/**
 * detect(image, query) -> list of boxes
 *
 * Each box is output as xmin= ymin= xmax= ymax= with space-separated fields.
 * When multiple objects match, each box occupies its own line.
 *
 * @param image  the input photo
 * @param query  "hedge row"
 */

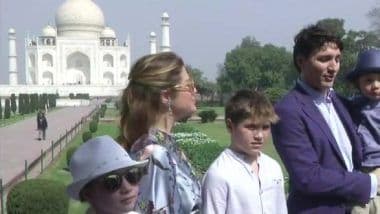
xmin=174 ymin=123 xmax=224 ymax=175
xmin=7 ymin=179 xmax=69 ymax=214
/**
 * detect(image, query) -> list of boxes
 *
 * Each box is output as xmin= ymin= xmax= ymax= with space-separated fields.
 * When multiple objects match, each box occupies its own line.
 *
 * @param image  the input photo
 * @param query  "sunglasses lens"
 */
xmin=102 ymin=174 xmax=122 ymax=191
xmin=124 ymin=168 xmax=144 ymax=185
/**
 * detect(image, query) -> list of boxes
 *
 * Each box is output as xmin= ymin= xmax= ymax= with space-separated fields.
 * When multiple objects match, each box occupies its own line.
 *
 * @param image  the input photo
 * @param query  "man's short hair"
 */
xmin=225 ymin=89 xmax=279 ymax=126
xmin=293 ymin=24 xmax=343 ymax=72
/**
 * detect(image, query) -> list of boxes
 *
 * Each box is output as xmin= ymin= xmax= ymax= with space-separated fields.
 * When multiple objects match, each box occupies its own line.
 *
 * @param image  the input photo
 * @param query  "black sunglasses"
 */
xmin=101 ymin=167 xmax=146 ymax=192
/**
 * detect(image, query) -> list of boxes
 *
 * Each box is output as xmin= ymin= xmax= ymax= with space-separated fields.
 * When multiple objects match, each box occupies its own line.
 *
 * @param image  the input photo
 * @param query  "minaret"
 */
xmin=160 ymin=12 xmax=171 ymax=52
xmin=149 ymin=32 xmax=157 ymax=54
xmin=8 ymin=28 xmax=18 ymax=85
xmin=126 ymin=34 xmax=131 ymax=74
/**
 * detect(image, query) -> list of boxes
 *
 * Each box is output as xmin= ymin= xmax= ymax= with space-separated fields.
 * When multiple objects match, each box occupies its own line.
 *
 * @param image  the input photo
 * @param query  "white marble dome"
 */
xmin=42 ymin=25 xmax=57 ymax=37
xmin=55 ymin=0 xmax=105 ymax=38
xmin=100 ymin=27 xmax=116 ymax=38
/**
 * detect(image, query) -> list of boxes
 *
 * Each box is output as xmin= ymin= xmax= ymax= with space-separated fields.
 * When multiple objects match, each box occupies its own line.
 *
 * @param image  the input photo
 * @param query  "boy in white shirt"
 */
xmin=201 ymin=89 xmax=287 ymax=214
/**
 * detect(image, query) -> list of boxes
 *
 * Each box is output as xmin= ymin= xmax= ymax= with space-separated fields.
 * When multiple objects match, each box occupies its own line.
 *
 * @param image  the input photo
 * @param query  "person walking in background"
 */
xmin=67 ymin=135 xmax=148 ymax=214
xmin=201 ymin=89 xmax=287 ymax=214
xmin=272 ymin=24 xmax=380 ymax=213
xmin=344 ymin=49 xmax=380 ymax=214
xmin=36 ymin=110 xmax=48 ymax=140
xmin=119 ymin=52 xmax=201 ymax=213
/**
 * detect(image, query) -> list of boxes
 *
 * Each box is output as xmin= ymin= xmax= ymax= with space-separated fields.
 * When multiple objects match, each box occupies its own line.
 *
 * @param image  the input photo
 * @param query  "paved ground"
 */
xmin=0 ymin=103 xmax=98 ymax=188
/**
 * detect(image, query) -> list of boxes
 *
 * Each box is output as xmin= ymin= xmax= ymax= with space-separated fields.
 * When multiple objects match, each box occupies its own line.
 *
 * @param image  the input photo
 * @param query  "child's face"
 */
xmin=358 ymin=73 xmax=380 ymax=101
xmin=229 ymin=117 xmax=271 ymax=160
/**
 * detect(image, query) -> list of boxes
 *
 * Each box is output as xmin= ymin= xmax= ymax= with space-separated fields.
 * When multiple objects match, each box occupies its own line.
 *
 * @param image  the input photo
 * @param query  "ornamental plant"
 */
xmin=6 ymin=179 xmax=69 ymax=214
xmin=198 ymin=110 xmax=217 ymax=123
xmin=174 ymin=129 xmax=223 ymax=175
xmin=82 ymin=131 xmax=92 ymax=143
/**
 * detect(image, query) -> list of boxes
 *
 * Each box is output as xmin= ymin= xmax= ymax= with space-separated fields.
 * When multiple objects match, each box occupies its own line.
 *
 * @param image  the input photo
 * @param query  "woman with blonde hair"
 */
xmin=120 ymin=52 xmax=201 ymax=213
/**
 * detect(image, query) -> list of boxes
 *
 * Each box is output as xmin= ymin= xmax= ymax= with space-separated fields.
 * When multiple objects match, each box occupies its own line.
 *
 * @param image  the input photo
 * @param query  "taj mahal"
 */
xmin=0 ymin=0 xmax=171 ymax=97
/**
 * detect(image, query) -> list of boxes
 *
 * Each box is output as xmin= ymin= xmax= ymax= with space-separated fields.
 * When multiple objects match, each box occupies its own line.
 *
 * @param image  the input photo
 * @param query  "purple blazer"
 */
xmin=272 ymin=84 xmax=371 ymax=214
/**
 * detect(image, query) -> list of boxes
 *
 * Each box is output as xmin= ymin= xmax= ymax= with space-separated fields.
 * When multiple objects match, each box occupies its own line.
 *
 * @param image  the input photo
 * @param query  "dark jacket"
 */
xmin=272 ymin=84 xmax=370 ymax=213
xmin=37 ymin=114 xmax=48 ymax=130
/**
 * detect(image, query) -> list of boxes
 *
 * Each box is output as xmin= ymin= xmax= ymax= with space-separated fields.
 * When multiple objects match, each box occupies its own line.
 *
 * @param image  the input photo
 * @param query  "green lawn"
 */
xmin=104 ymin=108 xmax=120 ymax=118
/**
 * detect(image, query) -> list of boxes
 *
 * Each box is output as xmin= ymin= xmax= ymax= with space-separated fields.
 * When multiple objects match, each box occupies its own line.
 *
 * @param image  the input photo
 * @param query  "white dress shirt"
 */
xmin=201 ymin=148 xmax=287 ymax=214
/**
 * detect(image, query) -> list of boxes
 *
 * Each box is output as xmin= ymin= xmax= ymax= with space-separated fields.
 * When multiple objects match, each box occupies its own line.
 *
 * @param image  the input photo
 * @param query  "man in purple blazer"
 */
xmin=272 ymin=24 xmax=380 ymax=213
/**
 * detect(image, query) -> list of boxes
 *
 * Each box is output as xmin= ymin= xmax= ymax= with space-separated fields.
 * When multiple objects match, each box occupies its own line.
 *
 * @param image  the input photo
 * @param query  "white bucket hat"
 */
xmin=67 ymin=135 xmax=148 ymax=200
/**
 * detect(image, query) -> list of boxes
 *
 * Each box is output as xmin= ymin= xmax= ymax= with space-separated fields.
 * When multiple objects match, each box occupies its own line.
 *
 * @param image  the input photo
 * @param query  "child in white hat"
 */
xmin=67 ymin=135 xmax=148 ymax=214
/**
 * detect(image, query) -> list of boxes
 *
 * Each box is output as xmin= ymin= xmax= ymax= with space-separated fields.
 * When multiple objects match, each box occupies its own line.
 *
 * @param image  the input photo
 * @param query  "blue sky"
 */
xmin=0 ymin=0 xmax=377 ymax=84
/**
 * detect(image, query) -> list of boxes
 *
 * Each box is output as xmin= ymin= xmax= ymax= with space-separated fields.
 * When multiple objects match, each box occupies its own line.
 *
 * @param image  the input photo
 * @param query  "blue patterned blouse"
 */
xmin=130 ymin=128 xmax=201 ymax=214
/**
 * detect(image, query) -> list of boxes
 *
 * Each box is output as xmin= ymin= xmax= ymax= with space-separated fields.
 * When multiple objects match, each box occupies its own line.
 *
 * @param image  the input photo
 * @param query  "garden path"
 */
xmin=0 ymin=102 xmax=99 ymax=189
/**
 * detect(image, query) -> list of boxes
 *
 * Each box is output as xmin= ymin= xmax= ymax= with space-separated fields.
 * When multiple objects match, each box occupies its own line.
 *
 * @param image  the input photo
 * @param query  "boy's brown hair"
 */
xmin=225 ymin=89 xmax=279 ymax=126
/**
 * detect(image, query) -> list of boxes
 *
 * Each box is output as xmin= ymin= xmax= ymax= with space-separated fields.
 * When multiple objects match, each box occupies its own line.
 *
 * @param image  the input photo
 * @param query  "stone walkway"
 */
xmin=0 ymin=104 xmax=98 ymax=189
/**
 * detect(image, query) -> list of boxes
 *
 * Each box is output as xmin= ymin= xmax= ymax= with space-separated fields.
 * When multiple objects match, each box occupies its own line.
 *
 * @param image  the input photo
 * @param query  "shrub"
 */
xmin=6 ymin=179 xmax=69 ymax=214
xmin=10 ymin=93 xmax=16 ymax=114
xmin=180 ymin=142 xmax=223 ymax=174
xmin=173 ymin=123 xmax=199 ymax=133
xmin=66 ymin=146 xmax=79 ymax=167
xmin=82 ymin=131 xmax=92 ymax=143
xmin=198 ymin=110 xmax=217 ymax=123
xmin=89 ymin=120 xmax=98 ymax=133
xmin=100 ymin=104 xmax=107 ymax=118
xmin=92 ymin=112 xmax=100 ymax=122
xmin=69 ymin=93 xmax=75 ymax=99
xmin=4 ymin=99 xmax=11 ymax=119
xmin=175 ymin=131 xmax=223 ymax=175
xmin=75 ymin=93 xmax=90 ymax=99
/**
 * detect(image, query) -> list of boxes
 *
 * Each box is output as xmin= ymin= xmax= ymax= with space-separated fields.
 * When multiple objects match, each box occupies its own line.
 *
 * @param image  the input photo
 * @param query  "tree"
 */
xmin=4 ymin=99 xmax=11 ymax=119
xmin=217 ymin=36 xmax=293 ymax=94
xmin=316 ymin=18 xmax=346 ymax=38
xmin=10 ymin=94 xmax=17 ymax=115
xmin=186 ymin=65 xmax=217 ymax=103
xmin=368 ymin=6 xmax=380 ymax=35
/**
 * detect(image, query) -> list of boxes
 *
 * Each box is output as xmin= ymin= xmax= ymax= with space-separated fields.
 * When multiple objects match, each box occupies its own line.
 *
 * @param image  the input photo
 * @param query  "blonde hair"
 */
xmin=120 ymin=52 xmax=184 ymax=150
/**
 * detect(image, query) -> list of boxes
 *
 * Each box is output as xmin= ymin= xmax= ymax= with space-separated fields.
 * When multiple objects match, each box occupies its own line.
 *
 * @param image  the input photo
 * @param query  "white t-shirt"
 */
xmin=201 ymin=148 xmax=287 ymax=214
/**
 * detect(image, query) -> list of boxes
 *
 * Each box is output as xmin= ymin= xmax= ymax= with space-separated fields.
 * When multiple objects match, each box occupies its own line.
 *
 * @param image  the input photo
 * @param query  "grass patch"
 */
xmin=104 ymin=108 xmax=120 ymax=118
xmin=187 ymin=121 xmax=229 ymax=147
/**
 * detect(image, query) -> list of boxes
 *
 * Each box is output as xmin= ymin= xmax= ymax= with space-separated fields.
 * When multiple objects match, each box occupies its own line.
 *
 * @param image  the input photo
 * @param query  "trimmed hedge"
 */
xmin=82 ymin=131 xmax=92 ymax=143
xmin=7 ymin=179 xmax=69 ymax=214
xmin=173 ymin=123 xmax=199 ymax=133
xmin=198 ymin=110 xmax=217 ymax=123
xmin=89 ymin=120 xmax=98 ymax=133
xmin=100 ymin=104 xmax=107 ymax=118
xmin=179 ymin=142 xmax=223 ymax=174
xmin=66 ymin=146 xmax=79 ymax=167
xmin=174 ymin=128 xmax=224 ymax=175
